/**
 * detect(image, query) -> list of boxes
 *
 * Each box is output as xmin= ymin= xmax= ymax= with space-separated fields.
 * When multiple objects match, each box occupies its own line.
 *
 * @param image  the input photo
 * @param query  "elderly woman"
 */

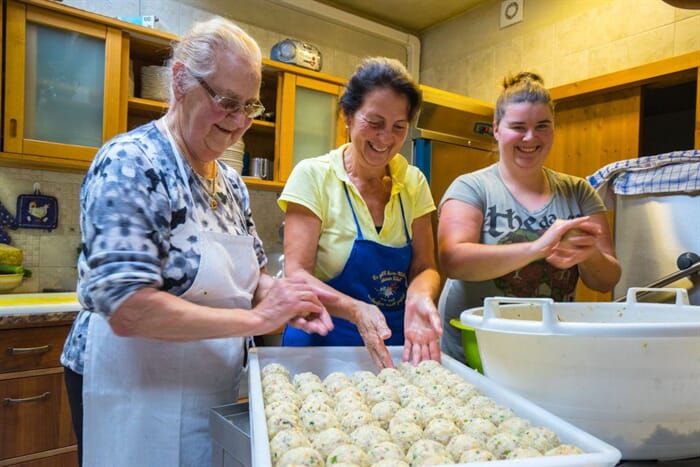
xmin=438 ymin=72 xmax=621 ymax=364
xmin=60 ymin=18 xmax=333 ymax=466
xmin=279 ymin=57 xmax=443 ymax=368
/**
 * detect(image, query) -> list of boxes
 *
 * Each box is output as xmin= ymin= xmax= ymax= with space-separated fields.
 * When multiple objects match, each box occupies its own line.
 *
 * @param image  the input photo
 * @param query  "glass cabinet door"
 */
xmin=3 ymin=2 xmax=121 ymax=163
xmin=278 ymin=73 xmax=347 ymax=182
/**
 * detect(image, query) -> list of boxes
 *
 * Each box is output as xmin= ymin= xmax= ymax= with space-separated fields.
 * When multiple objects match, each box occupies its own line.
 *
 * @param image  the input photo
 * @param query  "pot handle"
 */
xmin=625 ymin=287 xmax=689 ymax=305
xmin=482 ymin=296 xmax=558 ymax=331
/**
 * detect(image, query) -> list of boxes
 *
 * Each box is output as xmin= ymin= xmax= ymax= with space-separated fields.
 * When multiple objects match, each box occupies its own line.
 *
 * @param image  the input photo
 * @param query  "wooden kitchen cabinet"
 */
xmin=2 ymin=0 xmax=122 ymax=169
xmin=0 ymin=322 xmax=77 ymax=466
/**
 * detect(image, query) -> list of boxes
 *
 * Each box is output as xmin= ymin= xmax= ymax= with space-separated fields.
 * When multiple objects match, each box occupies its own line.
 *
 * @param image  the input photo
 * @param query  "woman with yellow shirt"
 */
xmin=278 ymin=57 xmax=442 ymax=368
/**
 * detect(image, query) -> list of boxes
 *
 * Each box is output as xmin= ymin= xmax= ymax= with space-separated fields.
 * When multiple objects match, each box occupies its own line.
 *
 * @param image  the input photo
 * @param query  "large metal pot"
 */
xmin=462 ymin=288 xmax=700 ymax=460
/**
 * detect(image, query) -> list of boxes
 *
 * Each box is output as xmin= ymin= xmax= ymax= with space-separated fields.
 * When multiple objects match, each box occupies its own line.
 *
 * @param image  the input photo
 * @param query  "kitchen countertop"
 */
xmin=0 ymin=292 xmax=80 ymax=328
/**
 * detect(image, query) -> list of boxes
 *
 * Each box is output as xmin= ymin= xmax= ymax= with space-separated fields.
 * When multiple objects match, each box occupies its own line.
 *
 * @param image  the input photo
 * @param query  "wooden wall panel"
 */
xmin=549 ymin=87 xmax=641 ymax=302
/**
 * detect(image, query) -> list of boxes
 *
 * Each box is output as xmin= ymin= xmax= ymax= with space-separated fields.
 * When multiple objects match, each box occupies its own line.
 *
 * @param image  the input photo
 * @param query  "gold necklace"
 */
xmin=203 ymin=162 xmax=218 ymax=209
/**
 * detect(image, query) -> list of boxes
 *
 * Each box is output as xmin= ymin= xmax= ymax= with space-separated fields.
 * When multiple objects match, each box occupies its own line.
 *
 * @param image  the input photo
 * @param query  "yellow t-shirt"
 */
xmin=278 ymin=144 xmax=436 ymax=282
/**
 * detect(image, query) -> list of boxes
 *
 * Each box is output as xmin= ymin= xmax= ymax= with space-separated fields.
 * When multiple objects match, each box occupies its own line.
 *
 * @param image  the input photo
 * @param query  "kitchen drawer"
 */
xmin=0 ymin=325 xmax=71 ymax=374
xmin=0 ymin=371 xmax=76 ymax=459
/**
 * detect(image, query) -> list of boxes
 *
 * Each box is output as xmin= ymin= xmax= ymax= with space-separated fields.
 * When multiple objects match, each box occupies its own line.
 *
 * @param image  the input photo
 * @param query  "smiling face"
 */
xmin=176 ymin=49 xmax=261 ymax=164
xmin=344 ymin=87 xmax=410 ymax=172
xmin=494 ymin=101 xmax=554 ymax=173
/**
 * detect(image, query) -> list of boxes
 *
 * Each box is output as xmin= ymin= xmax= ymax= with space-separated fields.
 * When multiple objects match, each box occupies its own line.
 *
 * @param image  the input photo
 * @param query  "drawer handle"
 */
xmin=3 ymin=391 xmax=51 ymax=406
xmin=6 ymin=344 xmax=52 ymax=356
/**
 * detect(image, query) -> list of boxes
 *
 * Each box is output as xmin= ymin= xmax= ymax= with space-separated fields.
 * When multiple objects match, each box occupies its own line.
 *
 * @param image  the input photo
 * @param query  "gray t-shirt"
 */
xmin=438 ymin=163 xmax=606 ymax=364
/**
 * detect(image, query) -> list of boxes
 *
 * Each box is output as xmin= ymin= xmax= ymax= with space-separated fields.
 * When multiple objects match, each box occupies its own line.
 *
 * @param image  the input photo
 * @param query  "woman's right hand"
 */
xmin=354 ymin=303 xmax=394 ymax=369
xmin=254 ymin=276 xmax=334 ymax=336
xmin=536 ymin=217 xmax=601 ymax=269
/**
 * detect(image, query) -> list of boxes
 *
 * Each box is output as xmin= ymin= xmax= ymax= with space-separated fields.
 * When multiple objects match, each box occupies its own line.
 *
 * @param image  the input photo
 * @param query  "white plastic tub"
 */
xmin=461 ymin=288 xmax=700 ymax=460
xmin=248 ymin=346 xmax=621 ymax=467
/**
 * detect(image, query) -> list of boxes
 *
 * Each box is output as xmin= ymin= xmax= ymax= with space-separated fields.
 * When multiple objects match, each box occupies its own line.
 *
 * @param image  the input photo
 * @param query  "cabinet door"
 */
xmin=277 ymin=73 xmax=347 ymax=182
xmin=3 ymin=1 xmax=121 ymax=163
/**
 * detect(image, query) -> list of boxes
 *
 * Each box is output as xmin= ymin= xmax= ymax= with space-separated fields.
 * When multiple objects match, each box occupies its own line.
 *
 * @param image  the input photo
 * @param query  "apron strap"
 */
xmin=342 ymin=183 xmax=365 ymax=241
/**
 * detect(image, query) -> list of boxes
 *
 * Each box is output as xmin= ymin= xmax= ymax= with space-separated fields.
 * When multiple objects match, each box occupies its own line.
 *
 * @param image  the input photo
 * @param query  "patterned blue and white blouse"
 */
xmin=60 ymin=121 xmax=267 ymax=374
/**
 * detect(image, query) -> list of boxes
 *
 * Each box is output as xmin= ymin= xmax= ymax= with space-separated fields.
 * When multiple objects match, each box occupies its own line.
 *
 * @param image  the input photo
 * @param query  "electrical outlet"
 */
xmin=500 ymin=0 xmax=523 ymax=28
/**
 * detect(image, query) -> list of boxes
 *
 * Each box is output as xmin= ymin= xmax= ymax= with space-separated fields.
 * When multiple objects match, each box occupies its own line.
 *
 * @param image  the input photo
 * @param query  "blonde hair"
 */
xmin=168 ymin=17 xmax=261 ymax=105
xmin=494 ymin=72 xmax=554 ymax=125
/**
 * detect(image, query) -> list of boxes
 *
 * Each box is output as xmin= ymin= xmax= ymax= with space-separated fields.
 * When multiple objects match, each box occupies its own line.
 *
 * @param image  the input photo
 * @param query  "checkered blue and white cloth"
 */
xmin=587 ymin=149 xmax=700 ymax=209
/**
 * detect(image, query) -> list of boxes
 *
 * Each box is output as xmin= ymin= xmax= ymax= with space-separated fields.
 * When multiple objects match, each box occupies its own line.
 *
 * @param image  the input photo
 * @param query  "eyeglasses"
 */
xmin=192 ymin=73 xmax=265 ymax=119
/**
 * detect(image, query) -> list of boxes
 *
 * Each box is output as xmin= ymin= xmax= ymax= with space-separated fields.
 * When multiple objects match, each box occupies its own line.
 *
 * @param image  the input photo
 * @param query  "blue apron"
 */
xmin=283 ymin=183 xmax=412 ymax=346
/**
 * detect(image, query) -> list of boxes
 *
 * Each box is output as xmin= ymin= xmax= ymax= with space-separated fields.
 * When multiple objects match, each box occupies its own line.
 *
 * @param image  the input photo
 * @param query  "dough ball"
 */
xmin=367 ymin=441 xmax=406 ymax=463
xmin=507 ymin=447 xmax=543 ymax=459
xmin=423 ymin=418 xmax=460 ymax=445
xmin=355 ymin=376 xmax=382 ymax=397
xmin=300 ymin=409 xmax=340 ymax=433
xmin=435 ymin=396 xmax=463 ymax=414
xmin=350 ymin=425 xmax=391 ymax=451
xmin=335 ymin=397 xmax=370 ymax=418
xmin=377 ymin=367 xmax=402 ymax=383
xmin=416 ymin=359 xmax=442 ymax=372
xmin=326 ymin=443 xmax=370 ymax=466
xmin=390 ymin=407 xmax=423 ymax=429
xmin=450 ymin=381 xmax=481 ymax=402
xmin=265 ymin=400 xmax=298 ymax=420
xmin=458 ymin=448 xmax=497 ymax=462
xmin=371 ymin=400 xmax=401 ymax=430
xmin=521 ymin=426 xmax=560 ymax=453
xmin=276 ymin=446 xmax=325 ymax=467
xmin=303 ymin=390 xmax=335 ymax=409
xmin=486 ymin=432 xmax=522 ymax=459
xmin=365 ymin=384 xmax=400 ymax=406
xmin=293 ymin=371 xmax=323 ymax=390
xmin=484 ymin=405 xmax=517 ymax=426
xmin=323 ymin=371 xmax=351 ymax=394
xmin=263 ymin=379 xmax=295 ymax=398
xmin=335 ymin=387 xmax=365 ymax=405
xmin=465 ymin=395 xmax=498 ymax=418
xmin=261 ymin=362 xmax=290 ymax=379
xmin=267 ymin=411 xmax=301 ymax=439
xmin=451 ymin=405 xmax=479 ymax=427
xmin=340 ymin=410 xmax=375 ymax=434
xmin=460 ymin=417 xmax=498 ymax=442
xmin=446 ymin=433 xmax=483 ymax=461
xmin=422 ymin=404 xmax=455 ymax=423
xmin=351 ymin=370 xmax=378 ymax=385
xmin=296 ymin=380 xmax=327 ymax=400
xmin=388 ymin=421 xmax=423 ymax=453
xmin=396 ymin=361 xmax=417 ymax=378
xmin=269 ymin=429 xmax=310 ymax=464
xmin=421 ymin=382 xmax=451 ymax=403
xmin=403 ymin=395 xmax=433 ymax=413
xmin=311 ymin=427 xmax=351 ymax=458
xmin=407 ymin=452 xmax=453 ymax=466
xmin=265 ymin=388 xmax=301 ymax=407
xmin=262 ymin=371 xmax=291 ymax=390
xmin=499 ymin=416 xmax=532 ymax=435
xmin=546 ymin=444 xmax=585 ymax=455
xmin=395 ymin=385 xmax=425 ymax=407
xmin=405 ymin=438 xmax=445 ymax=461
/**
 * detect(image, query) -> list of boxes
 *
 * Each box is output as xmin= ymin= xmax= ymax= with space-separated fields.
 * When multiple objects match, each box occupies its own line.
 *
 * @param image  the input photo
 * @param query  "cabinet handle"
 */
xmin=3 ymin=391 xmax=51 ymax=406
xmin=9 ymin=118 xmax=17 ymax=138
xmin=6 ymin=344 xmax=52 ymax=356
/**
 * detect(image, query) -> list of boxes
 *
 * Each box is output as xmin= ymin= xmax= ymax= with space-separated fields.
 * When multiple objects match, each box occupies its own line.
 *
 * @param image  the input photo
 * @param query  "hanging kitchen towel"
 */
xmin=0 ymin=200 xmax=18 ymax=244
xmin=15 ymin=183 xmax=59 ymax=232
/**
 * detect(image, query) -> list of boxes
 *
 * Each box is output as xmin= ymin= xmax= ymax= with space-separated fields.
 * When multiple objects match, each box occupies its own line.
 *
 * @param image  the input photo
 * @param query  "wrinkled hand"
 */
xmin=403 ymin=294 xmax=442 ymax=365
xmin=355 ymin=303 xmax=394 ymax=369
xmin=255 ymin=276 xmax=334 ymax=335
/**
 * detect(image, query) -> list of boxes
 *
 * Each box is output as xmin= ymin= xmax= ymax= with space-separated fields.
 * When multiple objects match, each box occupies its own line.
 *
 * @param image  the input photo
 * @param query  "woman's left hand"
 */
xmin=403 ymin=294 xmax=442 ymax=365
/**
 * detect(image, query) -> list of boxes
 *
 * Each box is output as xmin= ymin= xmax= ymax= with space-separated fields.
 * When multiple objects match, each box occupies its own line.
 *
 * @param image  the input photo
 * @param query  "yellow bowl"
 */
xmin=0 ymin=273 xmax=24 ymax=293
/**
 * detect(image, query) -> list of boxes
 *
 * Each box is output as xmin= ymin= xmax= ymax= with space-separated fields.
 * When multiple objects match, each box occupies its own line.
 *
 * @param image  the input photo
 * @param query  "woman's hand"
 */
xmin=254 ymin=275 xmax=334 ymax=336
xmin=354 ymin=303 xmax=394 ymax=369
xmin=540 ymin=218 xmax=602 ymax=269
xmin=403 ymin=294 xmax=442 ymax=365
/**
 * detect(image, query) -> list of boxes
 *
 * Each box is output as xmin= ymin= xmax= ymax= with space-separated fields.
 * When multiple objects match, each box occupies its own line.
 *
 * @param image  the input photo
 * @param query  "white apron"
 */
xmin=83 ymin=122 xmax=259 ymax=467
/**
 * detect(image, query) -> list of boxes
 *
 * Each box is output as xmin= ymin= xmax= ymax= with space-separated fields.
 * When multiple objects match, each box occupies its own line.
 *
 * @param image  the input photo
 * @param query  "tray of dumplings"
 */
xmin=246 ymin=346 xmax=621 ymax=466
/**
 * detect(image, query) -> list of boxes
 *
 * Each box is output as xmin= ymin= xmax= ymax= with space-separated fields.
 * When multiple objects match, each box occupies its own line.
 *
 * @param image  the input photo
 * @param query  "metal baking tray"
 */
xmin=210 ymin=402 xmax=251 ymax=467
xmin=247 ymin=346 xmax=621 ymax=467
